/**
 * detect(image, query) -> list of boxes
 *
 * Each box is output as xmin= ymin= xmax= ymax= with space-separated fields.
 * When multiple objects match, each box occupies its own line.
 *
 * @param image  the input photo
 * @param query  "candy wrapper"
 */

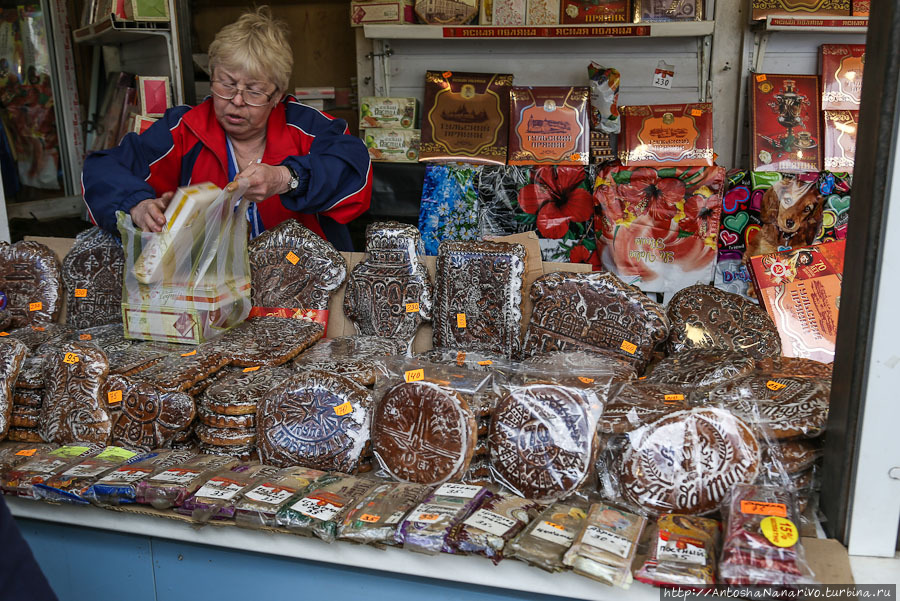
xmin=339 ymin=482 xmax=431 ymax=545
xmin=446 ymin=491 xmax=543 ymax=563
xmin=418 ymin=163 xmax=482 ymax=256
xmin=83 ymin=449 xmax=197 ymax=506
xmin=719 ymin=484 xmax=817 ymax=585
xmin=137 ymin=454 xmax=238 ymax=509
xmin=395 ymin=482 xmax=492 ymax=555
xmin=179 ymin=464 xmax=280 ymax=523
xmin=507 ymin=501 xmax=588 ymax=572
xmin=2 ymin=444 xmax=104 ymax=498
xmin=234 ymin=467 xmax=326 ymax=529
xmin=634 ymin=514 xmax=721 ymax=591
xmin=275 ymin=474 xmax=376 ymax=543
xmin=563 ymin=502 xmax=647 ymax=588
xmin=587 ymin=63 xmax=620 ymax=134
xmin=33 ymin=446 xmax=141 ymax=504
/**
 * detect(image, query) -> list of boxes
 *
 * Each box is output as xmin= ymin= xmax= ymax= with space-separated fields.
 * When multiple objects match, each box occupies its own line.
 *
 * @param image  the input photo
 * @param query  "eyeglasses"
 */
xmin=211 ymin=80 xmax=276 ymax=107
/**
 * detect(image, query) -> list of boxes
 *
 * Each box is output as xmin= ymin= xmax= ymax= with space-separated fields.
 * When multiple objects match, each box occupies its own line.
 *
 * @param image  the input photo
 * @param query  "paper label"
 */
xmin=531 ymin=521 xmax=575 ymax=545
xmin=291 ymin=495 xmax=342 ymax=521
xmin=62 ymin=462 xmax=108 ymax=478
xmin=406 ymin=302 xmax=420 ymax=313
xmin=79 ymin=334 xmax=92 ymax=340
xmin=32 ymin=326 xmax=45 ymax=331
xmin=74 ymin=288 xmax=88 ymax=298
xmin=652 ymin=68 xmax=674 ymax=89
xmin=96 ymin=447 xmax=137 ymax=462
xmin=408 ymin=503 xmax=457 ymax=524
xmin=740 ymin=500 xmax=788 ymax=517
xmin=243 ymin=366 xmax=260 ymax=373
xmin=151 ymin=468 xmax=200 ymax=484
xmin=108 ymin=390 xmax=123 ymax=404
xmin=0 ymin=332 xmax=8 ymax=336
xmin=583 ymin=525 xmax=633 ymax=558
xmin=101 ymin=467 xmax=152 ymax=483
xmin=29 ymin=302 xmax=42 ymax=311
xmin=195 ymin=477 xmax=244 ymax=501
xmin=244 ymin=483 xmax=294 ymax=505
xmin=435 ymin=482 xmax=481 ymax=498
xmin=761 ymin=516 xmax=799 ymax=548
xmin=333 ymin=401 xmax=353 ymax=416
xmin=578 ymin=377 xmax=594 ymax=384
xmin=50 ymin=446 xmax=90 ymax=458
xmin=15 ymin=449 xmax=37 ymax=457
xmin=442 ymin=70 xmax=453 ymax=78
xmin=456 ymin=351 xmax=466 ymax=365
xmin=385 ymin=510 xmax=406 ymax=525
xmin=657 ymin=536 xmax=707 ymax=565
xmin=756 ymin=74 xmax=767 ymax=82
xmin=404 ymin=369 xmax=424 ymax=383
xmin=456 ymin=313 xmax=467 ymax=328
xmin=620 ymin=340 xmax=638 ymax=354
xmin=25 ymin=458 xmax=67 ymax=473
xmin=286 ymin=251 xmax=300 ymax=265
xmin=63 ymin=353 xmax=79 ymax=365
xmin=766 ymin=380 xmax=787 ymax=391
xmin=464 ymin=509 xmax=518 ymax=536
xmin=691 ymin=109 xmax=703 ymax=117
xmin=664 ymin=394 xmax=685 ymax=401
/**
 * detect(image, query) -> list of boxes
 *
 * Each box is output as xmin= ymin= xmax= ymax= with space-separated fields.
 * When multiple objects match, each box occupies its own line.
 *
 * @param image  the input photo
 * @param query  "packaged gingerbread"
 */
xmin=0 ymin=442 xmax=54 ymax=478
xmin=275 ymin=474 xmax=377 ymax=543
xmin=507 ymin=501 xmax=589 ymax=572
xmin=563 ymin=502 xmax=647 ymax=588
xmin=83 ymin=449 xmax=198 ymax=506
xmin=137 ymin=453 xmax=238 ymax=509
xmin=634 ymin=514 xmax=721 ymax=590
xmin=446 ymin=491 xmax=544 ymax=563
xmin=235 ymin=466 xmax=326 ymax=529
xmin=2 ymin=444 xmax=104 ymax=497
xmin=338 ymin=481 xmax=431 ymax=545
xmin=33 ymin=446 xmax=141 ymax=504
xmin=179 ymin=464 xmax=280 ymax=523
xmin=395 ymin=482 xmax=492 ymax=555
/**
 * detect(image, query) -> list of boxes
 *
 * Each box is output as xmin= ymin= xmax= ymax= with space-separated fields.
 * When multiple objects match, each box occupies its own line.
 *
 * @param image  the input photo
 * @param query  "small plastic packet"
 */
xmin=587 ymin=63 xmax=621 ymax=134
xmin=137 ymin=453 xmax=239 ymax=509
xmin=507 ymin=501 xmax=589 ymax=572
xmin=634 ymin=514 xmax=721 ymax=591
xmin=82 ymin=449 xmax=198 ymax=506
xmin=235 ymin=467 xmax=326 ymax=530
xmin=719 ymin=483 xmax=817 ymax=586
xmin=2 ymin=444 xmax=104 ymax=498
xmin=178 ymin=463 xmax=281 ymax=523
xmin=395 ymin=482 xmax=492 ymax=555
xmin=563 ymin=502 xmax=647 ymax=588
xmin=33 ymin=446 xmax=142 ymax=504
xmin=445 ymin=491 xmax=543 ymax=564
xmin=275 ymin=474 xmax=377 ymax=543
xmin=0 ymin=442 xmax=54 ymax=477
xmin=338 ymin=481 xmax=431 ymax=545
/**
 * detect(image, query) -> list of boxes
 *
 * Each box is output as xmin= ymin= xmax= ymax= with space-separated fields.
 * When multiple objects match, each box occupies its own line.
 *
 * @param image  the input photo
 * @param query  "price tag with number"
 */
xmin=652 ymin=60 xmax=675 ymax=90
xmin=63 ymin=352 xmax=79 ymax=365
xmin=74 ymin=288 xmax=88 ymax=298
xmin=108 ymin=390 xmax=123 ymax=404
xmin=405 ymin=302 xmax=420 ymax=313
xmin=456 ymin=313 xmax=467 ymax=328
xmin=29 ymin=302 xmax=42 ymax=312
xmin=405 ymin=369 xmax=424 ymax=383
xmin=333 ymin=401 xmax=353 ymax=416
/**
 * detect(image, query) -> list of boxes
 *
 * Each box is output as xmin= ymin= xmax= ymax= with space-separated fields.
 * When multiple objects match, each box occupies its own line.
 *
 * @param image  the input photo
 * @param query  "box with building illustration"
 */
xmin=508 ymin=86 xmax=589 ymax=166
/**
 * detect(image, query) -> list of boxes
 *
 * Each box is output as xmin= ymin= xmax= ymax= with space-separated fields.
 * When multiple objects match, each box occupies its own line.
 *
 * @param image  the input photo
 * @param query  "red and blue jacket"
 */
xmin=81 ymin=95 xmax=372 ymax=251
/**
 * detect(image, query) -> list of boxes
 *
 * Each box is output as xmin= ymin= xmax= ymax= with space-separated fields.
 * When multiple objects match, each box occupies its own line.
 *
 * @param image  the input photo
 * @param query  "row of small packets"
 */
xmin=1 ymin=441 xmax=816 ymax=589
xmin=421 ymin=163 xmax=851 ymax=297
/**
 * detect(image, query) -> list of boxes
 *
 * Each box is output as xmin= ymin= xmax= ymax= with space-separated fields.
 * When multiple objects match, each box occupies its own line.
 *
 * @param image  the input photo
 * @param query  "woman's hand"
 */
xmin=130 ymin=192 xmax=174 ymax=232
xmin=234 ymin=163 xmax=290 ymax=202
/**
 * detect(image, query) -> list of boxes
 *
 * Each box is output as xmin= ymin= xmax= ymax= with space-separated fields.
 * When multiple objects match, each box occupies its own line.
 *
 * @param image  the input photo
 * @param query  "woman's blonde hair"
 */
xmin=208 ymin=6 xmax=292 ymax=95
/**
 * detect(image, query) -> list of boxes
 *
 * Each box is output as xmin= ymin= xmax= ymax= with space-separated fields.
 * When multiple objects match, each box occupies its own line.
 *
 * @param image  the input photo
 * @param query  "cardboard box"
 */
xmin=137 ymin=76 xmax=170 ymax=118
xmin=129 ymin=0 xmax=168 ymax=22
xmin=750 ymin=74 xmax=822 ymax=172
xmin=294 ymin=87 xmax=336 ymax=100
xmin=852 ymin=0 xmax=869 ymax=15
xmin=362 ymin=128 xmax=421 ymax=162
xmin=633 ymin=0 xmax=702 ymax=22
xmin=415 ymin=0 xmax=478 ymax=24
xmin=527 ymin=0 xmax=560 ymax=23
xmin=618 ymin=103 xmax=714 ymax=167
xmin=493 ymin=0 xmax=527 ymax=25
xmin=349 ymin=0 xmax=416 ymax=26
xmin=480 ymin=0 xmax=493 ymax=23
xmin=560 ymin=0 xmax=630 ymax=23
xmin=821 ymin=44 xmax=865 ymax=110
xmin=749 ymin=239 xmax=845 ymax=363
xmin=359 ymin=96 xmax=418 ymax=129
xmin=420 ymin=70 xmax=513 ymax=166
xmin=751 ymin=0 xmax=850 ymax=20
xmin=824 ymin=110 xmax=858 ymax=173
xmin=507 ymin=86 xmax=590 ymax=166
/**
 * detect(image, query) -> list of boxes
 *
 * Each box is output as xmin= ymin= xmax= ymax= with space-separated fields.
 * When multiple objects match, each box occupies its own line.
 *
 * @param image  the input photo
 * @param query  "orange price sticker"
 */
xmin=620 ymin=340 xmax=638 ymax=354
xmin=477 ymin=360 xmax=493 ymax=366
xmin=664 ymin=394 xmax=685 ymax=401
xmin=359 ymin=513 xmax=380 ymax=523
xmin=31 ymin=326 xmax=45 ymax=332
xmin=243 ymin=366 xmax=261 ymax=373
xmin=740 ymin=500 xmax=787 ymax=517
xmin=456 ymin=313 xmax=467 ymax=328
xmin=544 ymin=521 xmax=565 ymax=531
xmin=766 ymin=380 xmax=787 ymax=391
xmin=108 ymin=390 xmax=123 ymax=405
xmin=79 ymin=334 xmax=92 ymax=341
xmin=456 ymin=351 xmax=466 ymax=366
xmin=74 ymin=288 xmax=88 ymax=298
xmin=15 ymin=448 xmax=37 ymax=457
xmin=405 ymin=302 xmax=420 ymax=313
xmin=418 ymin=513 xmax=440 ymax=522
xmin=405 ymin=369 xmax=424 ymax=383
xmin=442 ymin=71 xmax=453 ymax=78
xmin=756 ymin=74 xmax=767 ymax=82
xmin=570 ymin=153 xmax=581 ymax=161
xmin=0 ymin=332 xmax=8 ymax=337
xmin=578 ymin=377 xmax=595 ymax=384
xmin=63 ymin=352 xmax=79 ymax=365
xmin=29 ymin=302 xmax=42 ymax=312
xmin=333 ymin=401 xmax=353 ymax=417
xmin=691 ymin=109 xmax=702 ymax=117
xmin=285 ymin=251 xmax=300 ymax=265
xmin=760 ymin=516 xmax=799 ymax=548
xmin=181 ymin=350 xmax=197 ymax=357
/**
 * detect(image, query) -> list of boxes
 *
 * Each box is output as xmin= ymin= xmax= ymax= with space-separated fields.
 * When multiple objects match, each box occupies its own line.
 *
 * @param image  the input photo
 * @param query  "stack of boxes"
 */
xmin=360 ymin=97 xmax=421 ymax=162
xmin=821 ymin=44 xmax=863 ymax=174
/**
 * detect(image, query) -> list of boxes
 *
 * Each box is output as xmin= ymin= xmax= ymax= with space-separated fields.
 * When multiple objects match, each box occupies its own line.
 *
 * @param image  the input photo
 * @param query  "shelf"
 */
xmin=755 ymin=15 xmax=868 ymax=34
xmin=363 ymin=21 xmax=715 ymax=40
xmin=73 ymin=14 xmax=170 ymax=45
xmin=8 ymin=496 xmax=657 ymax=601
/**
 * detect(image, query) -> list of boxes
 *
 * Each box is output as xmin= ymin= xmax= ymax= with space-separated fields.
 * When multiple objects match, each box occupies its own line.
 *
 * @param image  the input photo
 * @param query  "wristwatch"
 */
xmin=285 ymin=166 xmax=300 ymax=193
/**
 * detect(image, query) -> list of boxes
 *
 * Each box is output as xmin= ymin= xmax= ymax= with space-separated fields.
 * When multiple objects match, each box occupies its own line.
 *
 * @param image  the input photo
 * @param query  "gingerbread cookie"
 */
xmin=433 ymin=240 xmax=526 ymax=359
xmin=61 ymin=227 xmax=125 ymax=330
xmin=621 ymin=408 xmax=761 ymax=515
xmin=599 ymin=381 xmax=690 ymax=435
xmin=644 ymin=349 xmax=756 ymax=390
xmin=8 ymin=323 xmax=72 ymax=354
xmin=13 ymin=389 xmax=43 ymax=408
xmin=755 ymin=356 xmax=833 ymax=380
xmin=0 ymin=240 xmax=64 ymax=328
xmin=11 ymin=406 xmax=40 ymax=428
xmin=39 ymin=342 xmax=111 ymax=445
xmin=103 ymin=374 xmax=196 ymax=451
xmin=666 ymin=284 xmax=781 ymax=359
xmin=199 ymin=366 xmax=292 ymax=416
xmin=206 ymin=316 xmax=324 ymax=367
xmin=490 ymin=383 xmax=597 ymax=503
xmin=7 ymin=427 xmax=42 ymax=442
xmin=0 ymin=337 xmax=27 ymax=438
xmin=523 ymin=271 xmax=669 ymax=371
xmin=372 ymin=380 xmax=477 ymax=485
xmin=293 ymin=335 xmax=403 ymax=386
xmin=522 ymin=349 xmax=638 ymax=381
xmin=197 ymin=406 xmax=254 ymax=430
xmin=196 ymin=423 xmax=256 ymax=447
xmin=257 ymin=370 xmax=371 ymax=472
xmin=131 ymin=348 xmax=230 ymax=392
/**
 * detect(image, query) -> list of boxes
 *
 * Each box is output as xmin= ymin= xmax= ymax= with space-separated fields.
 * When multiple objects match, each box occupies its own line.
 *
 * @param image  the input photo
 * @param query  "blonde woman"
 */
xmin=82 ymin=6 xmax=371 ymax=250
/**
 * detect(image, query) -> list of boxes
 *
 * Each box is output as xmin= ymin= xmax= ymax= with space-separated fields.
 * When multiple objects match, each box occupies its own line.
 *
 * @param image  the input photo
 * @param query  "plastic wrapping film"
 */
xmin=719 ymin=484 xmax=817 ymax=586
xmin=1 ymin=444 xmax=104 ymax=497
xmin=507 ymin=501 xmax=589 ymax=572
xmin=293 ymin=336 xmax=404 ymax=387
xmin=587 ymin=63 xmax=621 ymax=134
xmin=754 ymin=356 xmax=834 ymax=381
xmin=116 ymin=181 xmax=251 ymax=344
xmin=598 ymin=381 xmax=691 ymax=436
xmin=203 ymin=316 xmax=324 ymax=367
xmin=0 ymin=337 xmax=27 ymax=439
xmin=0 ymin=240 xmax=64 ymax=328
xmin=338 ymin=481 xmax=432 ymax=545
xmin=489 ymin=382 xmax=602 ymax=504
xmin=446 ymin=491 xmax=544 ymax=563
xmin=82 ymin=449 xmax=197 ymax=506
xmin=634 ymin=514 xmax=721 ymax=591
xmin=563 ymin=502 xmax=647 ymax=588
xmin=395 ymin=482 xmax=492 ymax=555
xmin=275 ymin=474 xmax=376 ymax=543
xmin=198 ymin=365 xmax=291 ymax=417
xmin=8 ymin=323 xmax=72 ymax=355
xmin=415 ymin=349 xmax=514 ymax=377
xmin=0 ymin=441 xmax=54 ymax=477
xmin=32 ymin=446 xmax=141 ymax=504
xmin=179 ymin=463 xmax=280 ymax=523
xmin=511 ymin=359 xmax=626 ymax=403
xmin=520 ymin=349 xmax=638 ymax=383
xmin=136 ymin=453 xmax=238 ymax=509
xmin=643 ymin=349 xmax=757 ymax=393
xmin=234 ymin=466 xmax=325 ymax=529
xmin=476 ymin=165 xmax=534 ymax=240
xmin=61 ymin=226 xmax=125 ymax=330
xmin=418 ymin=163 xmax=482 ymax=256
